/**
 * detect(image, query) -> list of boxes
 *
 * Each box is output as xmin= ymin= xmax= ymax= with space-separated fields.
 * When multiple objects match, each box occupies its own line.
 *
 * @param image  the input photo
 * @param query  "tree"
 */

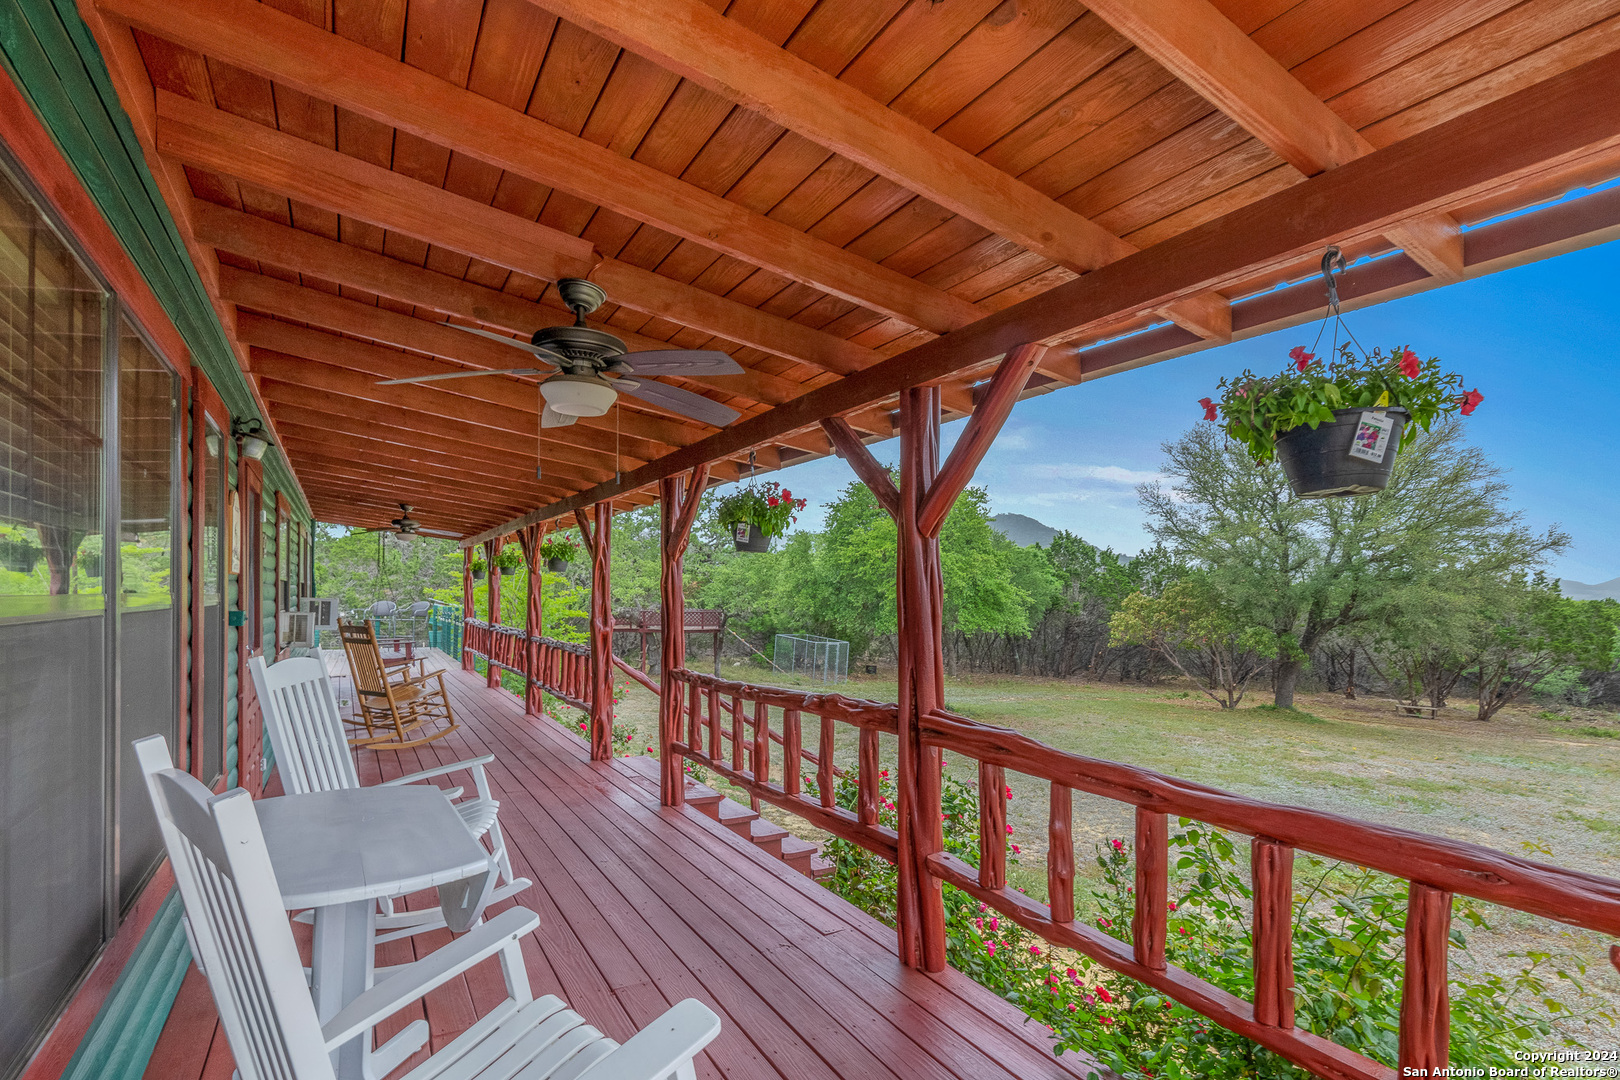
xmin=1142 ymin=421 xmax=1568 ymax=709
xmin=313 ymin=525 xmax=462 ymax=614
xmin=1109 ymin=578 xmax=1291 ymax=709
xmin=1472 ymin=578 xmax=1616 ymax=720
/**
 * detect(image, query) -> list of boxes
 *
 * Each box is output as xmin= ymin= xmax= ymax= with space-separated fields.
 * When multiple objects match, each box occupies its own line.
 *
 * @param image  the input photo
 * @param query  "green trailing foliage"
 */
xmin=493 ymin=544 xmax=524 ymax=572
xmin=810 ymin=775 xmax=1609 ymax=1078
xmin=538 ymin=537 xmax=580 ymax=564
xmin=713 ymin=480 xmax=807 ymax=539
xmin=1204 ymin=343 xmax=1480 ymax=465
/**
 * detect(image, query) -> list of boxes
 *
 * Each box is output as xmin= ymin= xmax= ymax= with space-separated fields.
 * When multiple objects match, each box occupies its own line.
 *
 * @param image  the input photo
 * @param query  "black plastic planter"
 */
xmin=546 ymin=557 xmax=569 ymax=573
xmin=471 ymin=567 xmax=486 ymax=581
xmin=1274 ymin=407 xmax=1408 ymax=498
xmin=732 ymin=522 xmax=772 ymax=553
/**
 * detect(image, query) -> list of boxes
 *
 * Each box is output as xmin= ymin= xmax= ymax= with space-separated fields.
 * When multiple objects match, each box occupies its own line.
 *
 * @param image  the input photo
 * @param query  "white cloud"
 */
xmin=1025 ymin=463 xmax=1166 ymax=486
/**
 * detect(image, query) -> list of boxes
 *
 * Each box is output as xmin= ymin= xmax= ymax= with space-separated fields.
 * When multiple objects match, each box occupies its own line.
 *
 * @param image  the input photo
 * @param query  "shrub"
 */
xmin=813 ymin=775 xmax=1610 ymax=1077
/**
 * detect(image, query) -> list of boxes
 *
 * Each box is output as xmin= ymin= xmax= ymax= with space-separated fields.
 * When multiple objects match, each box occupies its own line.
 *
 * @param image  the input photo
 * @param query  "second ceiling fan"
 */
xmin=379 ymin=278 xmax=743 ymax=429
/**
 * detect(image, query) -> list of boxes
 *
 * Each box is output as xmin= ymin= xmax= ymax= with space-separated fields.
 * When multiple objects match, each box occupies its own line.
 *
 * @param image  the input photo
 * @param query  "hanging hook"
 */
xmin=747 ymin=450 xmax=756 ymax=486
xmin=1320 ymin=245 xmax=1347 ymax=315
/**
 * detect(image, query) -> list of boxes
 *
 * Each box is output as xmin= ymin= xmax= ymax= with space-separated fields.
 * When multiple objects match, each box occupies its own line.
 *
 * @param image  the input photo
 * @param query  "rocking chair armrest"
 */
xmin=574 ymin=999 xmax=723 ymax=1080
xmin=320 ymin=907 xmax=539 ymax=1050
xmin=379 ymin=754 xmax=495 ymax=790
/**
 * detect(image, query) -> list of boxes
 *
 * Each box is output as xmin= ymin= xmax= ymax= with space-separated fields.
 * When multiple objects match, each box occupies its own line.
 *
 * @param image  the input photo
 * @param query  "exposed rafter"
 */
xmin=1080 ymin=0 xmax=1465 ymax=281
xmin=153 ymin=92 xmax=874 ymax=378
xmin=521 ymin=0 xmax=1234 ymax=343
xmin=96 ymin=0 xmax=986 ymax=335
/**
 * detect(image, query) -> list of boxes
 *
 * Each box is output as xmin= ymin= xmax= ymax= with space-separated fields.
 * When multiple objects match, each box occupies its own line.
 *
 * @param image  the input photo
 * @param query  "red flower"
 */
xmin=1288 ymin=345 xmax=1315 ymax=372
xmin=767 ymin=496 xmax=780 ymax=507
xmin=1096 ymin=986 xmax=1114 ymax=1004
xmin=1398 ymin=349 xmax=1422 ymax=379
xmin=1011 ymin=844 xmax=1021 ymax=854
xmin=780 ymin=489 xmax=791 ymax=500
xmin=1198 ymin=396 xmax=1217 ymax=422
xmin=1459 ymin=388 xmax=1484 ymax=415
xmin=1111 ymin=838 xmax=1124 ymax=852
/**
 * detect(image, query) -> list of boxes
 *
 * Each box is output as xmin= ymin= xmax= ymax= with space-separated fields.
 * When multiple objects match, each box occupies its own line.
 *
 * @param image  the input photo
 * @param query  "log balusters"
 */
xmin=1047 ymin=785 xmax=1074 ymax=925
xmin=818 ymin=716 xmax=835 ymax=809
xmin=1399 ymin=883 xmax=1453 ymax=1074
xmin=1133 ymin=809 xmax=1168 ymax=972
xmin=977 ymin=763 xmax=1006 ymax=890
xmin=857 ymin=728 xmax=880 ymax=826
xmin=752 ymin=700 xmax=770 ymax=783
xmin=782 ymin=709 xmax=802 ymax=796
xmin=658 ymin=466 xmax=708 ymax=805
xmin=1251 ymin=837 xmax=1294 ymax=1028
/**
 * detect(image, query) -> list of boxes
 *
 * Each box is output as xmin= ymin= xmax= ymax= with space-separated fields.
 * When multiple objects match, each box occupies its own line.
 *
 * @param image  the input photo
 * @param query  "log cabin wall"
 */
xmin=0 ymin=13 xmax=310 ymax=1080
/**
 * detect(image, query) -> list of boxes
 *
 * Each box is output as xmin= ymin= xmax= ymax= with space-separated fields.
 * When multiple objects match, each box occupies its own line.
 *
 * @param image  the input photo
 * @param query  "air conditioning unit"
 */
xmin=280 ymin=610 xmax=317 ymax=648
xmin=301 ymin=596 xmax=339 ymax=632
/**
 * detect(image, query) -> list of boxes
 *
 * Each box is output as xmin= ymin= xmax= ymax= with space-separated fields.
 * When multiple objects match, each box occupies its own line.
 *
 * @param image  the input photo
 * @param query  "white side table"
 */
xmin=257 ymin=786 xmax=495 ymax=1080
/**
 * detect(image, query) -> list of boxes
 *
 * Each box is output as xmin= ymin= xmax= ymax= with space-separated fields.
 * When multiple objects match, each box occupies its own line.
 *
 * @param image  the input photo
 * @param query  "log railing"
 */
xmin=663 ymin=670 xmax=1620 ymax=1080
xmin=463 ymin=619 xmax=592 ymax=713
xmin=667 ymin=669 xmax=893 ymax=859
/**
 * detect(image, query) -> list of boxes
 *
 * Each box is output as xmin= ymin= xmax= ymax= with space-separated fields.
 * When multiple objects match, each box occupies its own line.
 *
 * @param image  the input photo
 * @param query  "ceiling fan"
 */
xmin=356 ymin=503 xmax=463 ymax=538
xmin=377 ymin=278 xmax=743 ymax=429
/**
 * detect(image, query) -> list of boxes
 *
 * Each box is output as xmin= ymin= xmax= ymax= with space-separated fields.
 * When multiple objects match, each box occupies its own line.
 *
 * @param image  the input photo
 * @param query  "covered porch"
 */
xmin=146 ymin=652 xmax=1097 ymax=1080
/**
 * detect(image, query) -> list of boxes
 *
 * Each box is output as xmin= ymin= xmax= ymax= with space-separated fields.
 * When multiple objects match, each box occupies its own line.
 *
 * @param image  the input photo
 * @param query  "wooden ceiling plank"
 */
xmin=275 ymin=427 xmax=570 ymax=490
xmin=98 ymin=0 xmax=984 ymax=332
xmin=220 ymin=267 xmax=748 ymax=436
xmin=1079 ymin=0 xmax=1466 ymax=281
xmin=522 ymin=0 xmax=1136 ymax=273
xmin=151 ymin=91 xmax=876 ymax=378
xmin=460 ymin=41 xmax=1620 ymax=544
xmin=285 ymin=452 xmax=561 ymax=507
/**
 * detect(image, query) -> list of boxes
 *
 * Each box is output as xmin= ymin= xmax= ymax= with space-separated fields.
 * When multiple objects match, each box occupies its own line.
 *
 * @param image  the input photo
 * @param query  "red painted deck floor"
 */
xmin=144 ymin=652 xmax=1104 ymax=1080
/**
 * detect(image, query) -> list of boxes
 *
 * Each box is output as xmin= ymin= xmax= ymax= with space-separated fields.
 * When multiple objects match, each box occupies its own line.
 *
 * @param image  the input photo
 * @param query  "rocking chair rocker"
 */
xmin=338 ymin=620 xmax=458 ymax=750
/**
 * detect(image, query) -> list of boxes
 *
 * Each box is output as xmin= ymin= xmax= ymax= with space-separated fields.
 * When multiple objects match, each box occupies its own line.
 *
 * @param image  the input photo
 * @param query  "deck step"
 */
xmin=810 ymin=856 xmax=835 ymax=881
xmin=618 ymin=754 xmax=725 ymax=815
xmin=747 ymin=817 xmax=789 ymax=858
xmin=683 ymin=782 xmax=724 ymax=816
xmin=779 ymin=836 xmax=818 ymax=876
xmin=715 ymin=799 xmax=759 ymax=839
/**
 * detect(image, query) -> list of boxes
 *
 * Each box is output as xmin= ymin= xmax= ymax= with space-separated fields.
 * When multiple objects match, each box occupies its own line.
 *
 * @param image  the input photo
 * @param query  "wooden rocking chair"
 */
xmin=339 ymin=620 xmax=459 ymax=750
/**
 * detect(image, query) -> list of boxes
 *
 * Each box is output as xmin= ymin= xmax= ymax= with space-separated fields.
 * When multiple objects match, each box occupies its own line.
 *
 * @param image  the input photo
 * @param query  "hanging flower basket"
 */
xmin=539 ymin=537 xmax=579 ymax=573
xmin=79 ymin=548 xmax=102 ymax=578
xmin=494 ymin=545 xmax=524 ymax=573
xmin=469 ymin=557 xmax=487 ymax=581
xmin=0 ymin=532 xmax=40 ymax=575
xmin=714 ymin=481 xmax=806 ymax=553
xmin=1202 ymin=343 xmax=1482 ymax=499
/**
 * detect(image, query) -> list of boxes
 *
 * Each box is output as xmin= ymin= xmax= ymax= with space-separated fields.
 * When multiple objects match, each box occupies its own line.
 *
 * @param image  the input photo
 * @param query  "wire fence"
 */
xmin=771 ymin=633 xmax=849 ymax=684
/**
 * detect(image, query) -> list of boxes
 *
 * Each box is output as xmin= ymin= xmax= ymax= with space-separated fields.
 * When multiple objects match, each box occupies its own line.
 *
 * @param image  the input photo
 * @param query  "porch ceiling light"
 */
xmin=231 ymin=417 xmax=272 ymax=461
xmin=539 ymin=373 xmax=616 ymax=417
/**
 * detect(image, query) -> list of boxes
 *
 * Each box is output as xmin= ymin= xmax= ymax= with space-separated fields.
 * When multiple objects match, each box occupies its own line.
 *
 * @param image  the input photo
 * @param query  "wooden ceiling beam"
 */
xmin=154 ymin=91 xmax=871 ymax=377
xmin=1080 ymin=0 xmax=1464 ymax=282
xmin=256 ymin=377 xmax=624 ymax=480
xmin=462 ymin=43 xmax=1620 ymax=545
xmin=265 ymin=404 xmax=607 ymax=486
xmin=194 ymin=203 xmax=831 ymax=402
xmin=520 ymin=0 xmax=1229 ymax=344
xmin=238 ymin=323 xmax=674 ymax=461
xmin=96 ymin=0 xmax=981 ymax=334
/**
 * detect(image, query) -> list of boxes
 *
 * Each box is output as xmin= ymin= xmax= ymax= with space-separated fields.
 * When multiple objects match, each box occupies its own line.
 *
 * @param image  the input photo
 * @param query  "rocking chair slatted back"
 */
xmin=339 ymin=621 xmax=392 ymax=702
xmin=247 ymin=655 xmax=360 ymax=794
xmin=135 ymin=736 xmax=335 ymax=1080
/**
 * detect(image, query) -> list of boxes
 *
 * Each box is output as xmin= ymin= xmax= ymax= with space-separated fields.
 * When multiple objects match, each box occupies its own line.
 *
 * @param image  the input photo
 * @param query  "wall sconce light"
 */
xmin=204 ymin=430 xmax=222 ymax=458
xmin=231 ymin=417 xmax=271 ymax=461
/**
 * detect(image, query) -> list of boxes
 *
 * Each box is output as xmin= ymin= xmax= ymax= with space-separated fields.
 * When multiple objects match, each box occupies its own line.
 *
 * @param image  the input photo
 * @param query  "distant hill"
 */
xmin=991 ymin=513 xmax=1057 ymax=548
xmin=1560 ymin=577 xmax=1620 ymax=601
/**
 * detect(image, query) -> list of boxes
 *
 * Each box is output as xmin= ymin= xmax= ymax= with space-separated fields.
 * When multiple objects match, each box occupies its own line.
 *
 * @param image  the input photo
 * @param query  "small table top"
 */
xmin=257 ymin=786 xmax=490 ymax=910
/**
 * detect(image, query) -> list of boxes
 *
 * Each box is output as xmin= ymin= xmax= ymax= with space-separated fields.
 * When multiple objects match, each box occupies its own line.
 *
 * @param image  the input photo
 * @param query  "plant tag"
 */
xmin=734 ymin=522 xmax=752 ymax=543
xmin=1347 ymin=410 xmax=1395 ymax=463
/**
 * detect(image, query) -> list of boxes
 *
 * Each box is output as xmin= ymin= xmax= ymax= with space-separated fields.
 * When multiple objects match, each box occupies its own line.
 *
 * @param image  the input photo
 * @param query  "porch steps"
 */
xmin=620 ymin=755 xmax=832 ymax=880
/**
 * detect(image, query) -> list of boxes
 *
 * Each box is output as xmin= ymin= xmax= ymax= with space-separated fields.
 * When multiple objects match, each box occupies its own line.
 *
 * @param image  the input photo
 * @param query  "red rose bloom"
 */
xmin=1198 ymin=396 xmax=1217 ymax=422
xmin=1399 ymin=349 xmax=1422 ymax=379
xmin=1288 ymin=345 xmax=1314 ymax=372
xmin=1459 ymin=388 xmax=1484 ymax=415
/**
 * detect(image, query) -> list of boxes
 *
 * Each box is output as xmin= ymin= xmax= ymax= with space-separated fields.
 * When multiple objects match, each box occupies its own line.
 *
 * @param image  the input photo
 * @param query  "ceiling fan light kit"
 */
xmin=539 ymin=372 xmax=617 ymax=417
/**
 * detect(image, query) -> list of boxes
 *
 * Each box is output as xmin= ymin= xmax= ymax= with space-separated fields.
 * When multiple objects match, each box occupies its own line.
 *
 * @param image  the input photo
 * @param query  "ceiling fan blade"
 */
xmin=541 ymin=403 xmax=577 ymax=428
xmin=378 ymin=367 xmax=549 ymax=386
xmin=618 ymin=349 xmax=743 ymax=377
xmin=442 ymin=323 xmax=564 ymax=364
xmin=617 ymin=378 xmax=740 ymax=427
xmin=418 ymin=528 xmax=465 ymax=538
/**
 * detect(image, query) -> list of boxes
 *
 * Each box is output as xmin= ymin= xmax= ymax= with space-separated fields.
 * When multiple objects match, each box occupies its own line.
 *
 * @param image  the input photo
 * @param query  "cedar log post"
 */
xmin=578 ymin=502 xmax=614 ymax=760
xmin=659 ymin=464 xmax=710 ymax=806
xmin=517 ymin=523 xmax=543 ymax=716
xmin=822 ymin=342 xmax=1047 ymax=972
xmin=461 ymin=545 xmax=475 ymax=671
xmin=484 ymin=537 xmax=502 ymax=689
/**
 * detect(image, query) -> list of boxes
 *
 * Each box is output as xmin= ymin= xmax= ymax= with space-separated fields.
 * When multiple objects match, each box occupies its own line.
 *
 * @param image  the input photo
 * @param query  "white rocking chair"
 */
xmin=249 ymin=654 xmax=531 ymax=942
xmin=138 ymin=748 xmax=721 ymax=1080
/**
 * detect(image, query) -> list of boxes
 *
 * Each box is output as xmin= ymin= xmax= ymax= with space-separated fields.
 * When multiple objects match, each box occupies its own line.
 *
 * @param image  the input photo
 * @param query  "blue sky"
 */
xmin=724 ymin=236 xmax=1620 ymax=586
